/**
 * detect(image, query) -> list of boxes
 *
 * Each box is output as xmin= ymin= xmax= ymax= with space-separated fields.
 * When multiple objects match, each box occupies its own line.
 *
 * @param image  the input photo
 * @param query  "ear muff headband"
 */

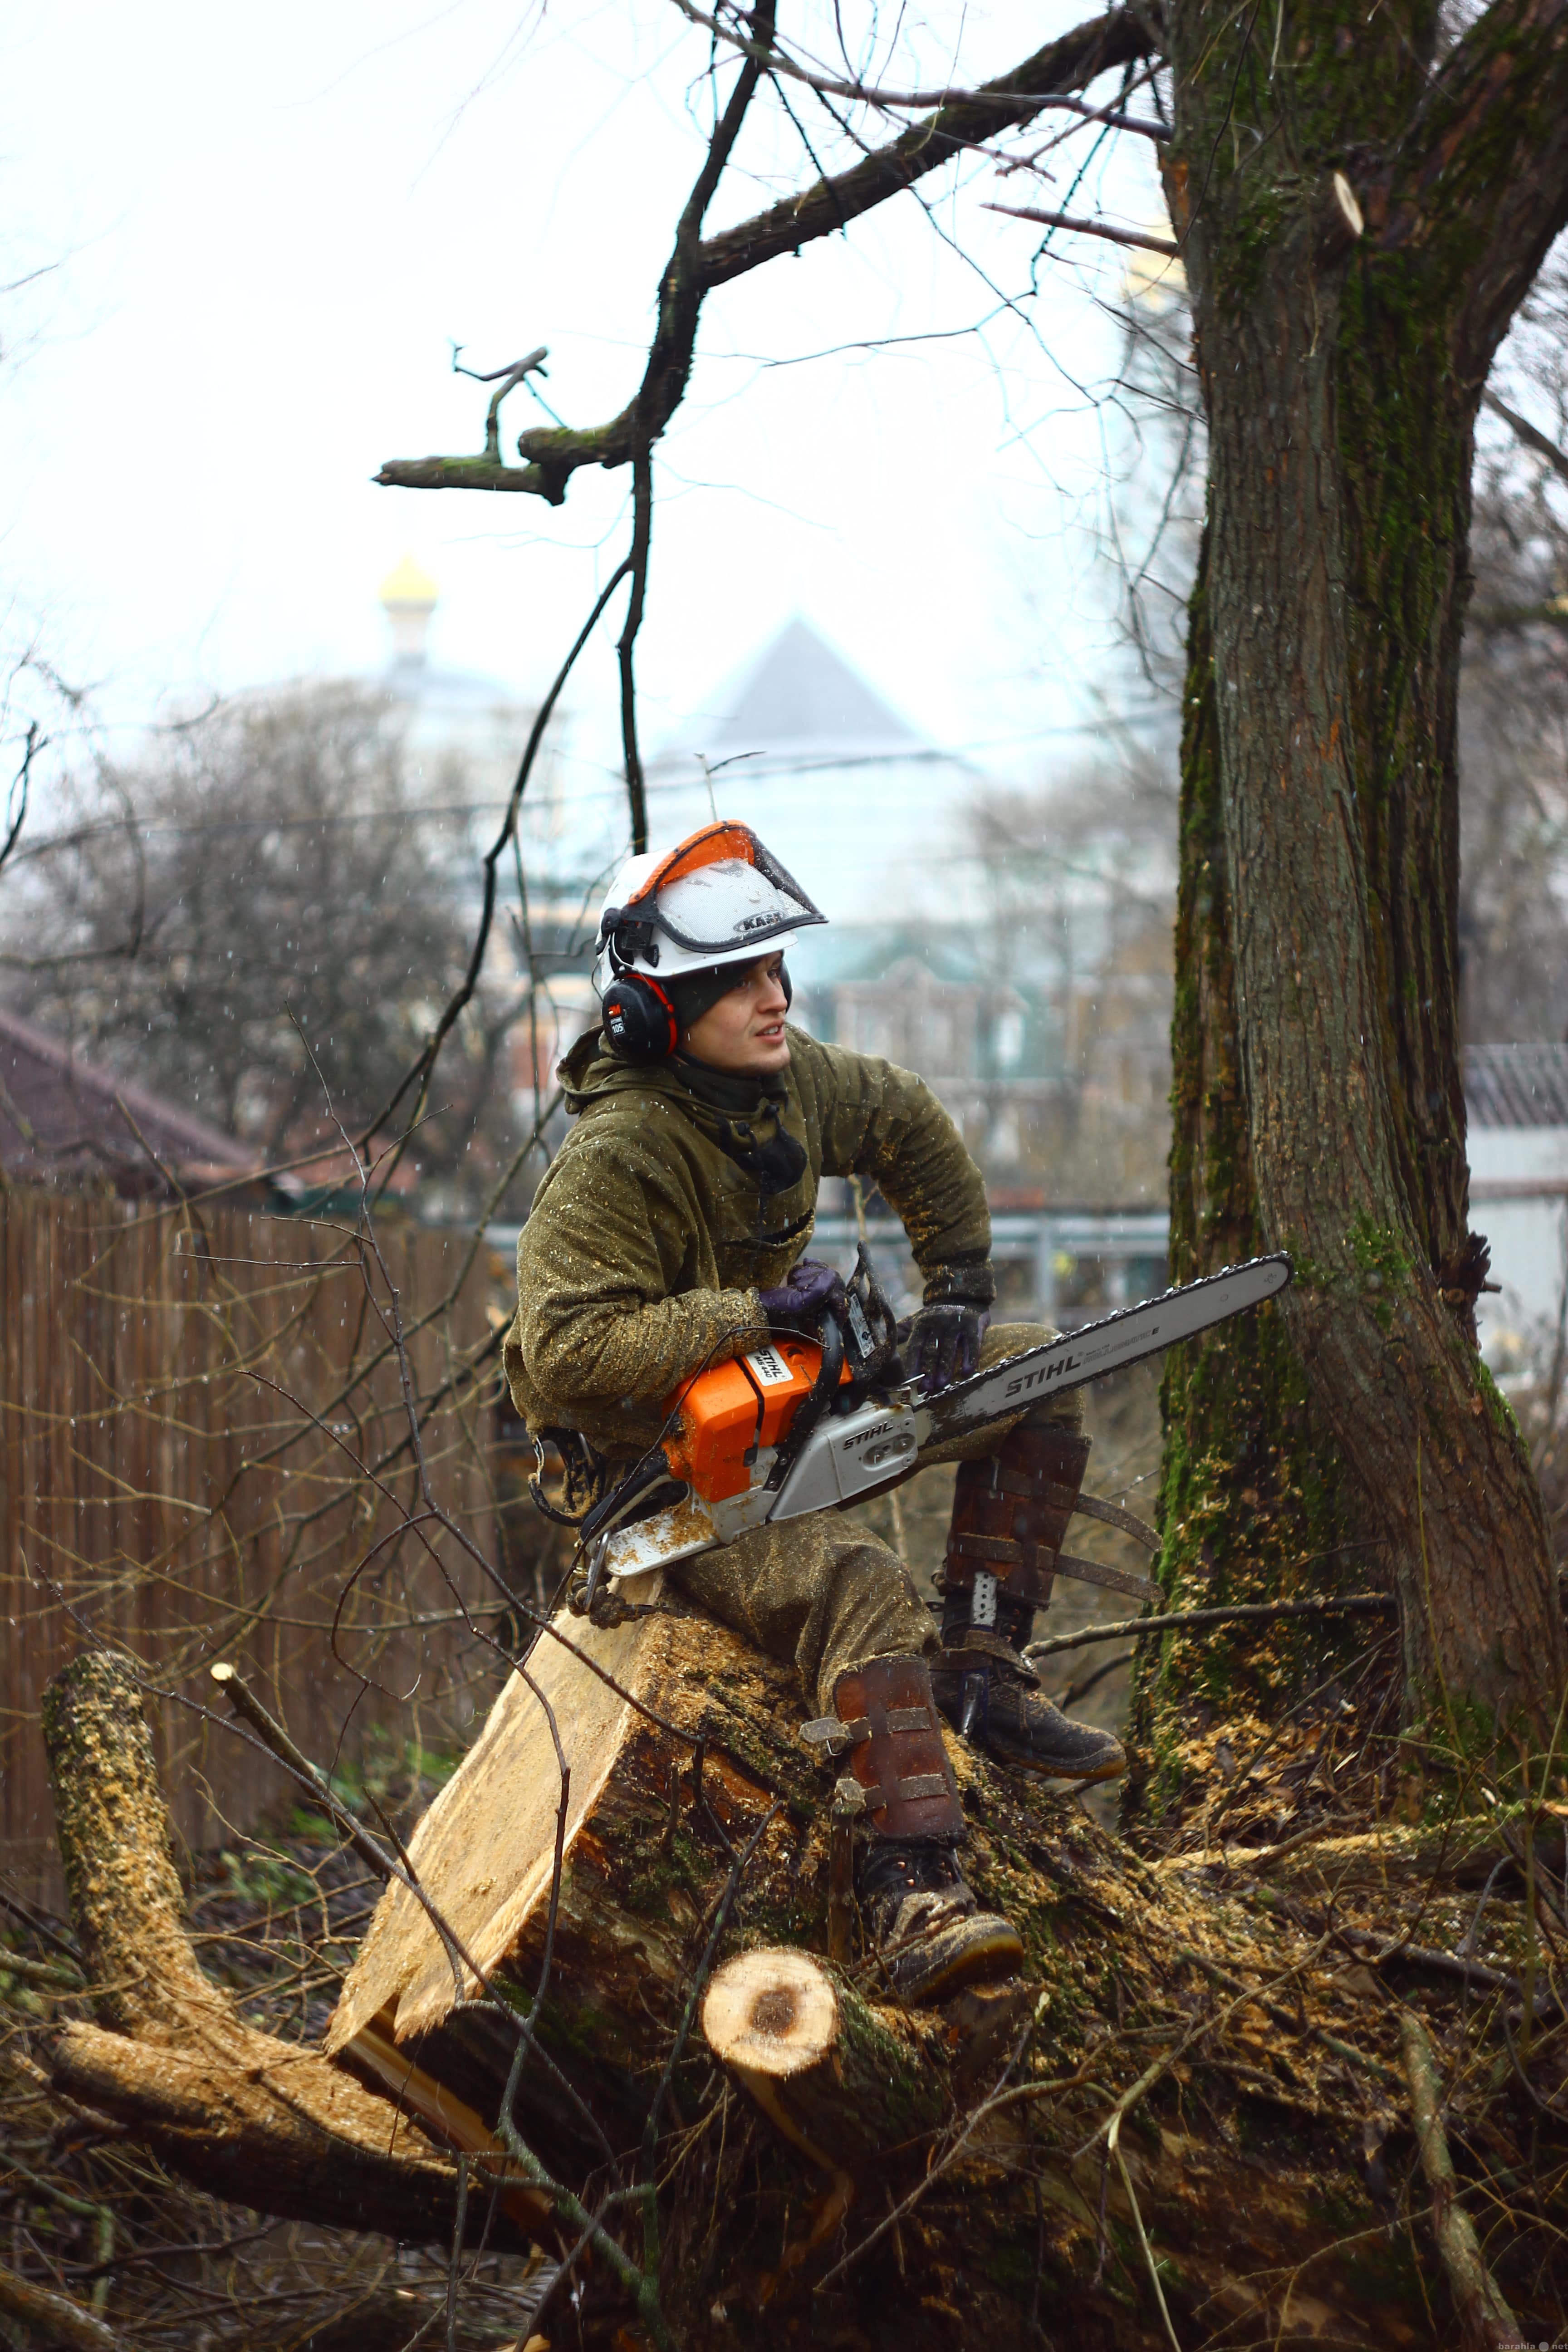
xmin=600 ymin=972 xmax=678 ymax=1065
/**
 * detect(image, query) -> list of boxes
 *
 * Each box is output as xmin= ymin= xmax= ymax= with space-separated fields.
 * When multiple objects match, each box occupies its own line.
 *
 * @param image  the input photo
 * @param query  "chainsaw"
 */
xmin=572 ymin=1250 xmax=1292 ymax=1615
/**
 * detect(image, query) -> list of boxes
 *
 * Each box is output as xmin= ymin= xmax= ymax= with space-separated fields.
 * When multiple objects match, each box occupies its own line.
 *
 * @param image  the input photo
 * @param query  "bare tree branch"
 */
xmin=985 ymin=202 xmax=1178 ymax=255
xmin=1482 ymin=383 xmax=1568 ymax=489
xmin=377 ymin=7 xmax=1159 ymax=503
xmin=379 ymin=0 xmax=779 ymax=504
xmin=695 ymin=9 xmax=1158 ymax=288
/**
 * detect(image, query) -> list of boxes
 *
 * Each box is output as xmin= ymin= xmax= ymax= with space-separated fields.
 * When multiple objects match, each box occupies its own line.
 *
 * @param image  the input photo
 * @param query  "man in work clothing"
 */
xmin=505 ymin=822 xmax=1124 ymax=2002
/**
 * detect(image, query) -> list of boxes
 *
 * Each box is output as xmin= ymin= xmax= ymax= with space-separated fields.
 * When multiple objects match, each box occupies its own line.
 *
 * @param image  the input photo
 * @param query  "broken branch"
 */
xmin=40 ymin=1649 xmax=545 ymax=2247
xmin=984 ymin=201 xmax=1178 ymax=256
xmin=0 ymin=2262 xmax=116 ymax=2352
xmin=1401 ymin=2009 xmax=1520 ymax=2350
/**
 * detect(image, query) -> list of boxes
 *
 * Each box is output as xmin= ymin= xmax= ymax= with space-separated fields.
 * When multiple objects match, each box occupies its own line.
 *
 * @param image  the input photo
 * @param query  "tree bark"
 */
xmin=1144 ymin=527 xmax=1359 ymax=1802
xmin=40 ymin=1650 xmax=545 ymax=2248
xmin=1160 ymin=2 xmax=1568 ymax=1739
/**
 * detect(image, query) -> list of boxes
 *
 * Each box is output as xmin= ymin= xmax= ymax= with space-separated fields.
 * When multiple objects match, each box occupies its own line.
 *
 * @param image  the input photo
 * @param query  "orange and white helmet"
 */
xmin=593 ymin=820 xmax=826 ymax=995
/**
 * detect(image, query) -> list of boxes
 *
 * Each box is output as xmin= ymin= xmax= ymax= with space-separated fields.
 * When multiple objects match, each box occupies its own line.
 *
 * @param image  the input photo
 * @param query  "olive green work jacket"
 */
xmin=504 ymin=1024 xmax=991 ymax=1459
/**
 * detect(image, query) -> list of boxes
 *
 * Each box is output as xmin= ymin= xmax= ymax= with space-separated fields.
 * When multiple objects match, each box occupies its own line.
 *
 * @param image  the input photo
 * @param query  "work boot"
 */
xmin=811 ymin=1654 xmax=1023 ymax=2003
xmin=934 ymin=1420 xmax=1126 ymax=1784
xmin=932 ymin=1651 xmax=1127 ymax=1783
xmin=856 ymin=1838 xmax=1022 ymax=2004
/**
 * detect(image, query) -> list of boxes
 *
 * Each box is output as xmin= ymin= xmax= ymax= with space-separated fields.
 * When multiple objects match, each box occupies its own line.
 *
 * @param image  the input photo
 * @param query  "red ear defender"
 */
xmin=601 ymin=972 xmax=679 ymax=1064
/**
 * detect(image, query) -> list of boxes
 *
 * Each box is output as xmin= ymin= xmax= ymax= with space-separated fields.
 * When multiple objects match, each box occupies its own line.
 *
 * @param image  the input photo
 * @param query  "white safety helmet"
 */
xmin=593 ymin=820 xmax=826 ymax=993
xmin=591 ymin=821 xmax=827 ymax=1065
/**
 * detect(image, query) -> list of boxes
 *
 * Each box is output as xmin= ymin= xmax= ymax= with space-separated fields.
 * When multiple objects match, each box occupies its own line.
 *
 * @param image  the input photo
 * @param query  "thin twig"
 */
xmin=1109 ymin=2110 xmax=1182 ymax=2350
xmin=1025 ymin=1592 xmax=1396 ymax=1661
xmin=985 ymin=201 xmax=1179 ymax=255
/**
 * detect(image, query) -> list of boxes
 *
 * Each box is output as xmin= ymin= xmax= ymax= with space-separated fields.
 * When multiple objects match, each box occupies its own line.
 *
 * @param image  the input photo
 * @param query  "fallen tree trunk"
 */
xmin=41 ymin=1610 xmax=1567 ymax=2344
xmin=40 ymin=1649 xmax=547 ymax=2248
xmin=320 ymin=1585 xmax=1568 ymax=2345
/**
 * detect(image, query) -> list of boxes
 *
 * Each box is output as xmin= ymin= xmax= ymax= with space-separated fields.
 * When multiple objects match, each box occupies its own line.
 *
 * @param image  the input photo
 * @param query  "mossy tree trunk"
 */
xmin=1154 ymin=0 xmax=1568 ymax=1743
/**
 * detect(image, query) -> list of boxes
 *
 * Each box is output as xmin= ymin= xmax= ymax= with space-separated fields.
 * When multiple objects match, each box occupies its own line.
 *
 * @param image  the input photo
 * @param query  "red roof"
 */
xmin=0 ymin=1008 xmax=262 ymax=1195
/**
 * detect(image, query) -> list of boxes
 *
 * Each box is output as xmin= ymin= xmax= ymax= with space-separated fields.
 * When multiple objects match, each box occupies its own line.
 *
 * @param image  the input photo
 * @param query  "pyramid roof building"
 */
xmin=686 ymin=617 xmax=925 ymax=767
xmin=649 ymin=619 xmax=975 ymax=933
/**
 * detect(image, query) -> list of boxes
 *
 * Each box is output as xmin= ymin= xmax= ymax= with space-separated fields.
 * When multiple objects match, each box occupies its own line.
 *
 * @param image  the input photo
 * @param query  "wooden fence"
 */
xmin=0 ymin=1187 xmax=525 ymax=1898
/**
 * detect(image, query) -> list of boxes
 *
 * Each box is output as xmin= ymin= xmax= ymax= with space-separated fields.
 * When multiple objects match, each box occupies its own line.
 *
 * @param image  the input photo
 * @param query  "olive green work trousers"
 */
xmin=671 ymin=1322 xmax=1079 ymax=1715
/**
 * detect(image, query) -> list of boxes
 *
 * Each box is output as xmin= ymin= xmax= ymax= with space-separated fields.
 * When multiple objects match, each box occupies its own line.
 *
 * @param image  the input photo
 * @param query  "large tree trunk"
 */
xmin=1156 ymin=7 xmax=1568 ymax=1744
xmin=1141 ymin=536 xmax=1357 ymax=1804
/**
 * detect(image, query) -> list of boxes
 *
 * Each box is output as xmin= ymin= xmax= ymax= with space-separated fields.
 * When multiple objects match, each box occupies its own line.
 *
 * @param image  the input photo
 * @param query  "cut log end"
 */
xmin=702 ymin=1950 xmax=838 ymax=2081
xmin=702 ymin=1947 xmax=951 ymax=2178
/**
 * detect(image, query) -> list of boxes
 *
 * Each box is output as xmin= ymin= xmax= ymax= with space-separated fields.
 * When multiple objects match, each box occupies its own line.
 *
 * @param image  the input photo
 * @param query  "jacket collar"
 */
xmin=558 ymin=1029 xmax=808 ymax=1200
xmin=559 ymin=1029 xmax=788 ymax=1119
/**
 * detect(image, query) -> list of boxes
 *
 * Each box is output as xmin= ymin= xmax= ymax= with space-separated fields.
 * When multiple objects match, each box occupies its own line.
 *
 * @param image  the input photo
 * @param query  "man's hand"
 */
xmin=758 ymin=1257 xmax=845 ymax=1329
xmin=900 ymin=1300 xmax=990 ymax=1395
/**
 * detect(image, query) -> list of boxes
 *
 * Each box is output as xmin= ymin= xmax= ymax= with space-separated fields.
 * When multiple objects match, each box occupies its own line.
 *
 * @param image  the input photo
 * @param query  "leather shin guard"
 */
xmin=829 ymin=1655 xmax=963 ymax=1843
xmin=941 ymin=1422 xmax=1091 ymax=1617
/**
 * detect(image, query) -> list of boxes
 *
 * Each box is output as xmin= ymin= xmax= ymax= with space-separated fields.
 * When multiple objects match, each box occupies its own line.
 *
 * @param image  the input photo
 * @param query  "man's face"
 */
xmin=681 ymin=953 xmax=791 ymax=1075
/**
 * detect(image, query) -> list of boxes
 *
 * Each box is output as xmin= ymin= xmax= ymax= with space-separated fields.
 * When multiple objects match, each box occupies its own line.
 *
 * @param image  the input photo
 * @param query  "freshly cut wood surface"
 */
xmin=701 ymin=1949 xmax=839 ymax=2080
xmin=328 ymin=1577 xmax=673 ymax=2051
xmin=702 ymin=1946 xmax=950 ymax=2176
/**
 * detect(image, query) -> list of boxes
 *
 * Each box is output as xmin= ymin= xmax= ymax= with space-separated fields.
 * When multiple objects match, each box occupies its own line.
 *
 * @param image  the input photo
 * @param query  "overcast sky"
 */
xmin=0 ymin=1 xmax=1170 ymax=812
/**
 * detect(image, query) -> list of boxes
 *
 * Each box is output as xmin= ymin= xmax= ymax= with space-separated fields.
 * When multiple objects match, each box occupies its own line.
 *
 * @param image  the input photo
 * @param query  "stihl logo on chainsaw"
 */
xmin=585 ymin=1254 xmax=1291 ymax=1595
xmin=839 ymin=1418 xmax=910 ymax=1453
xmin=1003 ymin=1352 xmax=1083 ymax=1397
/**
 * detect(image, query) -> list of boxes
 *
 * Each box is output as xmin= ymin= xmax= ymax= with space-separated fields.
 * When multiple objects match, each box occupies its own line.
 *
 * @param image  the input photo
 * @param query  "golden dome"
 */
xmin=378 ymin=554 xmax=438 ymax=609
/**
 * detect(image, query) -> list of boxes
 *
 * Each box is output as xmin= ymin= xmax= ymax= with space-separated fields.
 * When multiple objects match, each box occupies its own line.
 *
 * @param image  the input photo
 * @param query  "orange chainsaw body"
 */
xmin=662 ymin=1338 xmax=851 ymax=1503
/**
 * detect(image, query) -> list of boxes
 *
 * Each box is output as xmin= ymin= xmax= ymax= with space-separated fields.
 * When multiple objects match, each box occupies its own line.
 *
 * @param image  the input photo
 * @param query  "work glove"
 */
xmin=900 ymin=1299 xmax=990 ymax=1395
xmin=758 ymin=1258 xmax=845 ymax=1330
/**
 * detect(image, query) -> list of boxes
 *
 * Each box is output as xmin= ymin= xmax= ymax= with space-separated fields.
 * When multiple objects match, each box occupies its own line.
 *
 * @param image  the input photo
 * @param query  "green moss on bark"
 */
xmin=1138 ymin=532 xmax=1355 ymax=1817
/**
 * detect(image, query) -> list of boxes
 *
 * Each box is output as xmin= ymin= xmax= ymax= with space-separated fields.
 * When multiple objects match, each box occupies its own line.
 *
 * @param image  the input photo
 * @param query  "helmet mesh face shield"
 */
xmin=595 ymin=821 xmax=826 ymax=989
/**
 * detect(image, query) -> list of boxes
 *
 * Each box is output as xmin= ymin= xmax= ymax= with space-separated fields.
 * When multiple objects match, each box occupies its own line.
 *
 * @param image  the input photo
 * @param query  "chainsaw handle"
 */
xmin=762 ymin=1308 xmax=844 ymax=1493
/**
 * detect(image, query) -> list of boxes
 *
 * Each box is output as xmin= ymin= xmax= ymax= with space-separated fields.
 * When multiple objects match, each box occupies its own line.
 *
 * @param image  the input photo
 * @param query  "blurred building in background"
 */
xmin=1466 ymin=1043 xmax=1568 ymax=1377
xmin=645 ymin=617 xmax=976 ymax=926
xmin=377 ymin=553 xmax=588 ymax=907
xmin=379 ymin=554 xmax=533 ymax=791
